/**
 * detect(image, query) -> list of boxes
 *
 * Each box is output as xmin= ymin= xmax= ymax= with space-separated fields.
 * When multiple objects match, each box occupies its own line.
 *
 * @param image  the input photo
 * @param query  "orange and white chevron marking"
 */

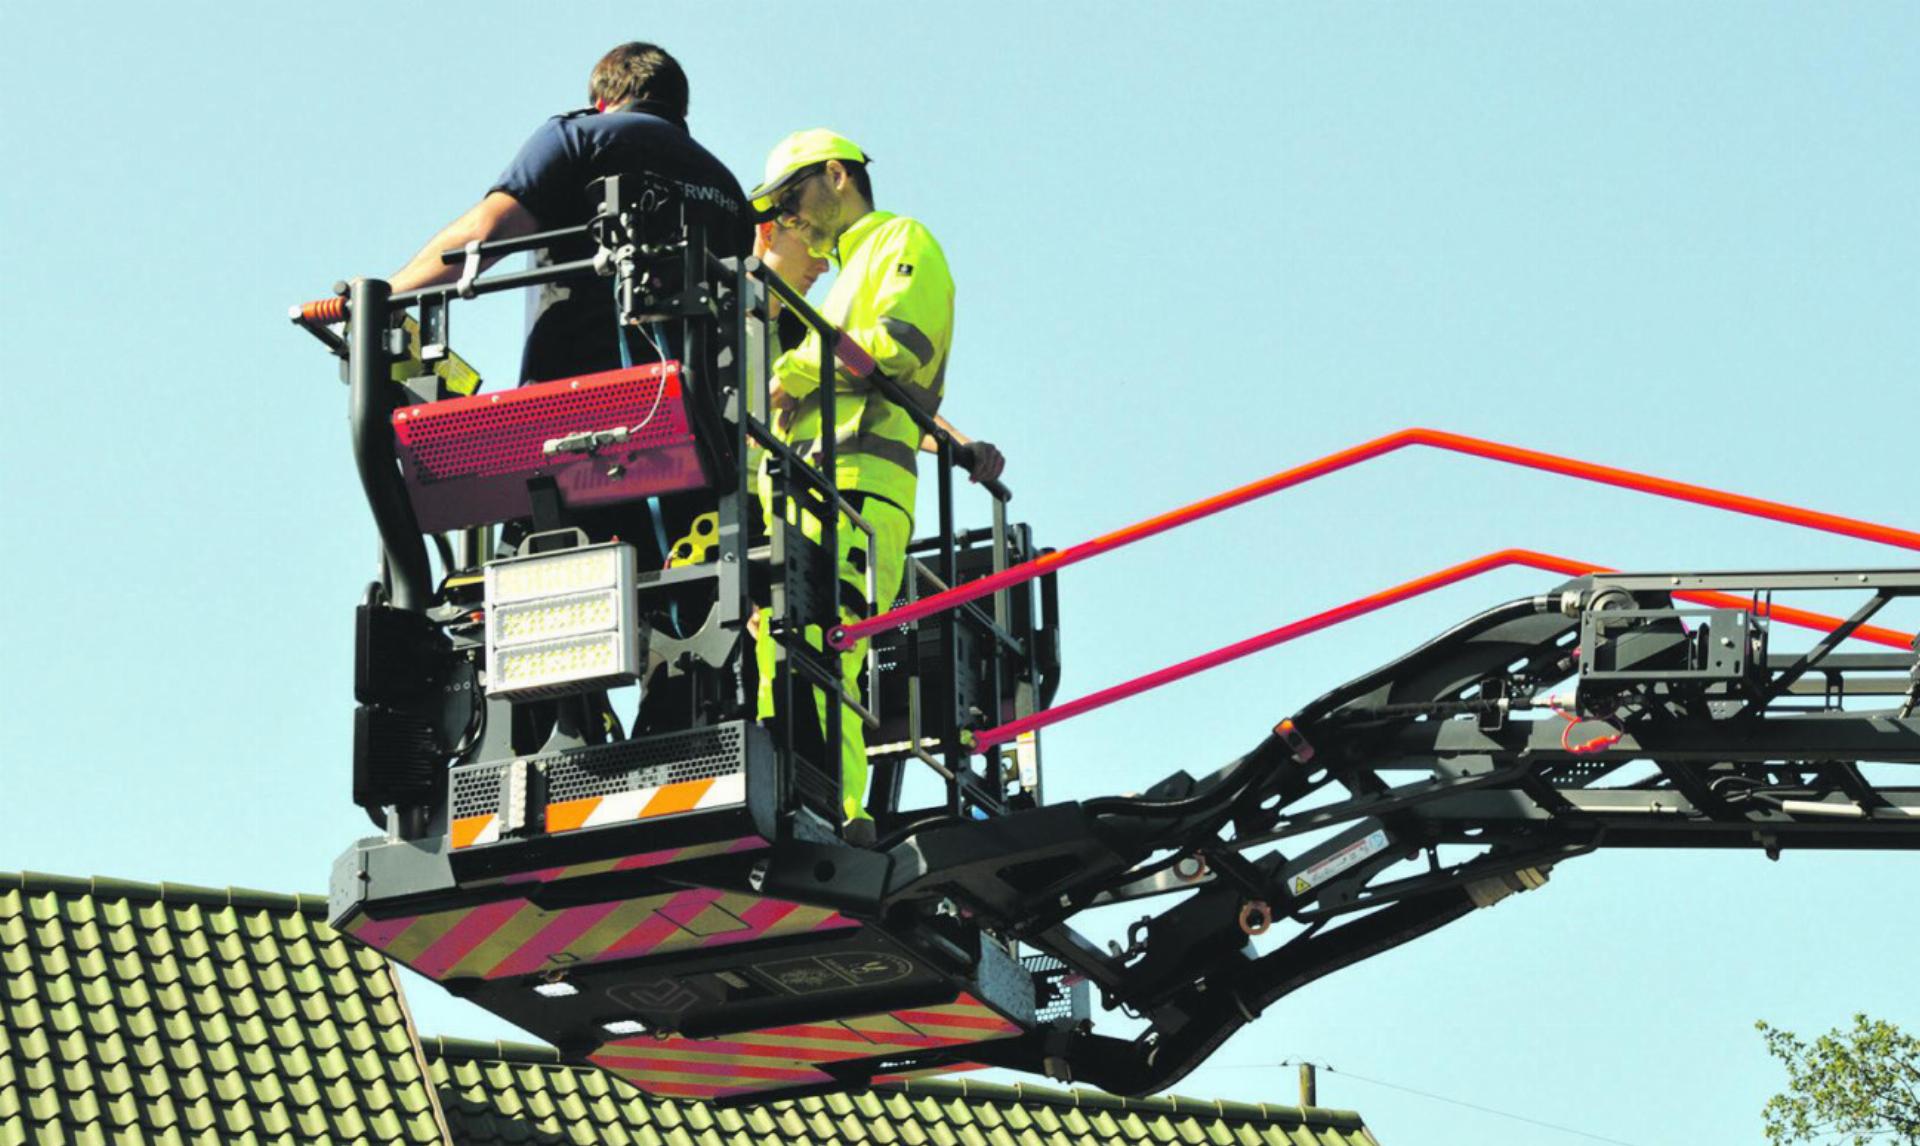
xmin=450 ymin=813 xmax=504 ymax=849
xmin=447 ymin=771 xmax=746 ymax=850
xmin=545 ymin=772 xmax=745 ymax=835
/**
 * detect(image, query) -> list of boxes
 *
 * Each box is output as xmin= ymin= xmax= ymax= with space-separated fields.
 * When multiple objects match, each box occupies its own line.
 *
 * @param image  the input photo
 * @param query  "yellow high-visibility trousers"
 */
xmin=755 ymin=490 xmax=911 ymax=825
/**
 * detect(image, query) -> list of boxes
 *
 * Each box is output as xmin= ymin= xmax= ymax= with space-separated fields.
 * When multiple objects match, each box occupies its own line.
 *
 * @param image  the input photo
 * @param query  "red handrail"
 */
xmin=968 ymin=547 xmax=1914 ymax=752
xmin=831 ymin=427 xmax=1920 ymax=650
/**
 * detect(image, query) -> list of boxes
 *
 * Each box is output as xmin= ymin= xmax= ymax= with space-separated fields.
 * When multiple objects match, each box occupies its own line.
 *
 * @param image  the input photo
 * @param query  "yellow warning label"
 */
xmin=389 ymin=315 xmax=482 ymax=396
xmin=1292 ymin=877 xmax=1312 ymax=895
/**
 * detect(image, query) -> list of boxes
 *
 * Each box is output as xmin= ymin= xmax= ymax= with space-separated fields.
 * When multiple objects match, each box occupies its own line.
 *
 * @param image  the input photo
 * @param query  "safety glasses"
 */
xmin=772 ymin=165 xmax=827 ymax=221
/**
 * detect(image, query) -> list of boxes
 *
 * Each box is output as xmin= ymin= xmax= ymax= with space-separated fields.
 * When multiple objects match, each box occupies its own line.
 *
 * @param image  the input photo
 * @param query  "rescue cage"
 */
xmin=299 ymin=174 xmax=1071 ymax=1100
xmin=298 ymin=174 xmax=1920 ymax=1102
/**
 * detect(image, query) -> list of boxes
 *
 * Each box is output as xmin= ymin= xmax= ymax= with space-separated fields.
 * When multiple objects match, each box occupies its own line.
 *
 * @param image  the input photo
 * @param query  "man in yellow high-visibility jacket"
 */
xmin=747 ymin=129 xmax=1001 ymax=846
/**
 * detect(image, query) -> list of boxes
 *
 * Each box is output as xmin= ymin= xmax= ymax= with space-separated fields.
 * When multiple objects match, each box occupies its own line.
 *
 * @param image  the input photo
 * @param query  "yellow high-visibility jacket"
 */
xmin=771 ymin=210 xmax=954 ymax=513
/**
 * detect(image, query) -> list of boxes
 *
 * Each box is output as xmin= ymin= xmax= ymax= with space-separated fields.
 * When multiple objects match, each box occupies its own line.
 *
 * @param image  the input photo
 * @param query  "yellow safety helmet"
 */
xmin=748 ymin=129 xmax=871 ymax=219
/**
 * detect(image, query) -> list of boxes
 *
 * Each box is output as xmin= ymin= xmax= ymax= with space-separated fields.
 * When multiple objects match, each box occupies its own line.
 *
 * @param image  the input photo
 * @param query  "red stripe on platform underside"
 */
xmin=759 ymin=1022 xmax=887 ymax=1045
xmin=499 ymin=865 xmax=569 ymax=887
xmin=412 ymin=898 xmax=526 ymax=979
xmin=703 ymin=898 xmax=800 ymax=945
xmin=894 ymin=1006 xmax=1019 ymax=1033
xmin=483 ymin=899 xmax=623 ymax=980
xmin=348 ymin=913 xmax=419 ymax=951
xmin=655 ymin=886 xmax=726 ymax=927
xmin=857 ymin=1030 xmax=962 ymax=1050
xmin=595 ymin=907 xmax=686 ymax=961
xmin=598 ymin=1054 xmax=828 ymax=1082
xmin=615 ymin=1077 xmax=769 ymax=1099
xmin=601 ymin=1035 xmax=869 ymax=1064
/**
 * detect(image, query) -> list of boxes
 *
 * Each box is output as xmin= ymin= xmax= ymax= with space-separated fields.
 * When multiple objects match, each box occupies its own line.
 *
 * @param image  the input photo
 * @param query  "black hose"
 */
xmin=873 ymin=813 xmax=967 ymax=852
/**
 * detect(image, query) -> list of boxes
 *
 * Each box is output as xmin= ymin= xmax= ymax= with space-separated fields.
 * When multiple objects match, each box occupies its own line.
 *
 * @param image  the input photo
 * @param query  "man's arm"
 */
xmin=388 ymin=191 xmax=541 ymax=294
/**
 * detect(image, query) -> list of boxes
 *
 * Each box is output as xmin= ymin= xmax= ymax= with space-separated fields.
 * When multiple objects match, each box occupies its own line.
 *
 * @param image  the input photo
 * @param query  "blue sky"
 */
xmin=6 ymin=5 xmax=1920 ymax=1142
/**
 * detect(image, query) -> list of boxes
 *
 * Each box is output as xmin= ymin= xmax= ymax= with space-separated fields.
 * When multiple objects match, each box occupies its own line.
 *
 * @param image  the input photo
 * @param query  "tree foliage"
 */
xmin=1760 ymin=1015 xmax=1920 ymax=1145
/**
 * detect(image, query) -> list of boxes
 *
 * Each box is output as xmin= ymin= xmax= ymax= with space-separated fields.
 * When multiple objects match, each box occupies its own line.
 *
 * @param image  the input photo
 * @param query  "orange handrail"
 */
xmin=968 ymin=547 xmax=1914 ymax=752
xmin=831 ymin=428 xmax=1920 ymax=650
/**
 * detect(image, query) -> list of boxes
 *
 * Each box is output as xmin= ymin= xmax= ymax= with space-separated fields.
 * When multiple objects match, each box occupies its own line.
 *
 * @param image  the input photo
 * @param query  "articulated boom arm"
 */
xmin=877 ymin=567 xmax=1920 ymax=1094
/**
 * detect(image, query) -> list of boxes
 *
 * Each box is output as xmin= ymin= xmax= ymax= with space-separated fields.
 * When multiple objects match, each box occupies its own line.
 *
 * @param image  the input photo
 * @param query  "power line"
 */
xmin=1214 ymin=1060 xmax=1649 ymax=1146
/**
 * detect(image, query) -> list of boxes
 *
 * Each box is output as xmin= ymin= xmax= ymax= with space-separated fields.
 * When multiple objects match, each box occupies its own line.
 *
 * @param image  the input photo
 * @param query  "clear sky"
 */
xmin=6 ymin=5 xmax=1920 ymax=1143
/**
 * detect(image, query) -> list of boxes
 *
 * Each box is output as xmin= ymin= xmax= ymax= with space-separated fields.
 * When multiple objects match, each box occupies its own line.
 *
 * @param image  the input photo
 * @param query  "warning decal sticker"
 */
xmin=1290 ymin=828 xmax=1390 ymax=897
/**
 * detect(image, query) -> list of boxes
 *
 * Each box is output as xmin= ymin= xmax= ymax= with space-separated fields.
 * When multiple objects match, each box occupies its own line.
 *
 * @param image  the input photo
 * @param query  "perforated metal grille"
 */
xmin=394 ymin=363 xmax=692 ymax=482
xmin=1022 ymin=953 xmax=1087 ymax=1025
xmin=450 ymin=763 xmax=509 ymax=819
xmin=542 ymin=725 xmax=745 ymax=805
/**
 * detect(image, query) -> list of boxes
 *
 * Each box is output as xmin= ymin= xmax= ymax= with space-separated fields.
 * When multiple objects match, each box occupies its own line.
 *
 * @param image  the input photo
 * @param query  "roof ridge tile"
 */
xmin=1 ymin=872 xmax=330 ymax=919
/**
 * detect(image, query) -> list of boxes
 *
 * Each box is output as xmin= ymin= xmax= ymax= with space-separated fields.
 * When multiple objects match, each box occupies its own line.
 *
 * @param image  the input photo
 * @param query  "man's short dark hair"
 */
xmin=841 ymin=161 xmax=874 ymax=206
xmin=589 ymin=42 xmax=689 ymax=120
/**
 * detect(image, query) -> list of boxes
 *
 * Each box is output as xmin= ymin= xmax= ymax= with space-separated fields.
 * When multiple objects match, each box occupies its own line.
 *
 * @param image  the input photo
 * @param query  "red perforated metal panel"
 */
xmin=392 ymin=363 xmax=709 ymax=532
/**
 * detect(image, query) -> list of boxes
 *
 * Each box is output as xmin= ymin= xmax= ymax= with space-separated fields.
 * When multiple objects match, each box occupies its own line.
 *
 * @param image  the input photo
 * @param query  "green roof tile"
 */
xmin=105 ymin=1089 xmax=139 ymax=1126
xmin=331 ymin=1102 xmax=367 ymax=1138
xmin=35 ymin=948 xmax=70 ymax=979
xmin=0 ymin=873 xmax=448 ymax=1146
xmin=293 ymin=1103 xmax=329 ymax=1139
xmin=258 ymin=1101 xmax=292 ymax=1135
xmin=64 ymin=1087 xmax=100 ymax=1124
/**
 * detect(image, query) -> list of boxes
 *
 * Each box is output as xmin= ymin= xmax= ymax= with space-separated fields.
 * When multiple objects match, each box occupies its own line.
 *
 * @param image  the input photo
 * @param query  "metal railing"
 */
xmin=819 ymin=426 xmax=1920 ymax=751
xmin=750 ymin=265 xmax=1021 ymax=816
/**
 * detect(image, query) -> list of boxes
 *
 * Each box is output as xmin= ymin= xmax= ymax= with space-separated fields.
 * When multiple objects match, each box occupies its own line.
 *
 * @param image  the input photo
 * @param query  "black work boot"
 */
xmin=843 ymin=818 xmax=877 ymax=848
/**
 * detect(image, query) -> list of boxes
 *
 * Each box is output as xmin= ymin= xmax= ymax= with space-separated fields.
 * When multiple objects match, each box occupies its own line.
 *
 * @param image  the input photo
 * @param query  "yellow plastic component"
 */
xmin=390 ymin=315 xmax=482 ymax=397
xmin=666 ymin=513 xmax=720 ymax=568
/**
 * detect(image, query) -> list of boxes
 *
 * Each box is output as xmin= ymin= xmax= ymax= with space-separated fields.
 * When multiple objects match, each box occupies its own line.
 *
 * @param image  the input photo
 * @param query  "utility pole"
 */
xmin=1299 ymin=1062 xmax=1317 ymax=1107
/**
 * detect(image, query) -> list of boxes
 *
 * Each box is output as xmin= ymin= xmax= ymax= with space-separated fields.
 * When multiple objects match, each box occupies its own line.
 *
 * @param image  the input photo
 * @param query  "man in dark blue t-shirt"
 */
xmin=387 ymin=42 xmax=750 ymax=384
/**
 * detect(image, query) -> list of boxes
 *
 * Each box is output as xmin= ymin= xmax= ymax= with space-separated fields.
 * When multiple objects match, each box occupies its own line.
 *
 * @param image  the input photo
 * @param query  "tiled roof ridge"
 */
xmin=424 ymin=1036 xmax=1368 ymax=1130
xmin=1 ymin=870 xmax=331 ymax=919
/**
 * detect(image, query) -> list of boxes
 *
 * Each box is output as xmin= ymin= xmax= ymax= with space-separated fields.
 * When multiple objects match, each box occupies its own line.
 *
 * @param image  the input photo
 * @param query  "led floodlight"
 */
xmin=484 ymin=541 xmax=641 ymax=700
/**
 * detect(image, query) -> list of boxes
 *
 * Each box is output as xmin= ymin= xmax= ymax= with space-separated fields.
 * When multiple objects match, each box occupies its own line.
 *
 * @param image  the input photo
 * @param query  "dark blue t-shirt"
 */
xmin=490 ymin=109 xmax=750 ymax=383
